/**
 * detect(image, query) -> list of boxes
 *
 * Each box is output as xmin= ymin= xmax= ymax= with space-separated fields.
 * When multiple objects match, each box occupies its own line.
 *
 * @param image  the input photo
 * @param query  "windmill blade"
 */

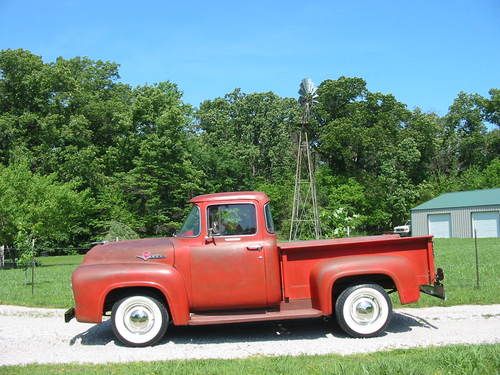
xmin=298 ymin=78 xmax=317 ymax=97
xmin=298 ymin=78 xmax=318 ymax=106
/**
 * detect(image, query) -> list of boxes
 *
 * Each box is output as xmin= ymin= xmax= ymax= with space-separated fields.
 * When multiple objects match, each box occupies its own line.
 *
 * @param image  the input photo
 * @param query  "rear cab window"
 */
xmin=264 ymin=203 xmax=275 ymax=233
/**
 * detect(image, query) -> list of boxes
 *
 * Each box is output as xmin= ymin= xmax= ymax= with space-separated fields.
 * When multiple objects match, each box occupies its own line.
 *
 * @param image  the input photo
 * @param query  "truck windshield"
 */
xmin=178 ymin=205 xmax=200 ymax=237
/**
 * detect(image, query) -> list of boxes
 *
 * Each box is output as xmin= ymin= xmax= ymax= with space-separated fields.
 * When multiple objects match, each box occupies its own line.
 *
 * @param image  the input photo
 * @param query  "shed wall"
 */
xmin=411 ymin=205 xmax=500 ymax=238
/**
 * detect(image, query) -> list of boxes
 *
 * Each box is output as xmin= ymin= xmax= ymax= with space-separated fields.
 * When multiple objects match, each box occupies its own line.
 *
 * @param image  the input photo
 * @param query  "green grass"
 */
xmin=0 ymin=254 xmax=82 ymax=308
xmin=393 ymin=238 xmax=500 ymax=308
xmin=0 ymin=238 xmax=498 ymax=309
xmin=1 ymin=344 xmax=499 ymax=374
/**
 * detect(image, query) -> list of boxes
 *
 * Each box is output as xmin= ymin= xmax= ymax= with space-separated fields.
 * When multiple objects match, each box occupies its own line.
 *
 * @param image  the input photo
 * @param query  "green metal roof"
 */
xmin=412 ymin=188 xmax=500 ymax=211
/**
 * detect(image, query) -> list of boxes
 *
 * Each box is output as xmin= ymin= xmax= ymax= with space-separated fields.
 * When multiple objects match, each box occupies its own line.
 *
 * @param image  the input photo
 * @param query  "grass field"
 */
xmin=0 ymin=238 xmax=498 ymax=309
xmin=394 ymin=237 xmax=500 ymax=308
xmin=0 ymin=254 xmax=82 ymax=308
xmin=1 ymin=344 xmax=499 ymax=374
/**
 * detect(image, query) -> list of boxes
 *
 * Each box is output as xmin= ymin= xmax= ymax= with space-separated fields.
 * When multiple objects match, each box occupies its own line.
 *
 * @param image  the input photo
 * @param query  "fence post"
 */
xmin=474 ymin=229 xmax=480 ymax=289
xmin=0 ymin=245 xmax=4 ymax=268
xmin=31 ymin=239 xmax=36 ymax=295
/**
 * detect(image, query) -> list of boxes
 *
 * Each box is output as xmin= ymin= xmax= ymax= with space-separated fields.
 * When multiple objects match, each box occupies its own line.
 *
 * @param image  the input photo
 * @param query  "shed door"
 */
xmin=428 ymin=214 xmax=451 ymax=238
xmin=471 ymin=212 xmax=499 ymax=238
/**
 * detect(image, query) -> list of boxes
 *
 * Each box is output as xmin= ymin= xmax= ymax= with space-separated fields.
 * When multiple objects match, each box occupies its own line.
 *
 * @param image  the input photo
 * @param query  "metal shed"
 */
xmin=411 ymin=188 xmax=500 ymax=238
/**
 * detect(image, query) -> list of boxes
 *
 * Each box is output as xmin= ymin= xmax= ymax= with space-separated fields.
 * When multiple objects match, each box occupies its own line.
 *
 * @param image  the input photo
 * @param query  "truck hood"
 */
xmin=83 ymin=237 xmax=175 ymax=266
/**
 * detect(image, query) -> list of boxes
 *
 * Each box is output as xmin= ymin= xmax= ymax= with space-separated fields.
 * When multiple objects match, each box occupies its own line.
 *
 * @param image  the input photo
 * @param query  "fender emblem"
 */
xmin=136 ymin=251 xmax=166 ymax=261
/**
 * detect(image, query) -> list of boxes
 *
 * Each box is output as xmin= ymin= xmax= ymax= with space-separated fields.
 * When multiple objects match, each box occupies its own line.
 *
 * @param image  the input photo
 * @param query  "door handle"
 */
xmin=246 ymin=245 xmax=262 ymax=251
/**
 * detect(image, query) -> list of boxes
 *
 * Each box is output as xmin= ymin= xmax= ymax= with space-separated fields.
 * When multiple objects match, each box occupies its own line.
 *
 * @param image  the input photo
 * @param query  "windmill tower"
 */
xmin=289 ymin=78 xmax=322 ymax=240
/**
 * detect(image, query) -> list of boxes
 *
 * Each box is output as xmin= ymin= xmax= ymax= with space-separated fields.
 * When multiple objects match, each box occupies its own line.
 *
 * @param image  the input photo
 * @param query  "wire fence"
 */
xmin=1 ymin=236 xmax=498 ymax=293
xmin=0 ymin=245 xmax=93 ymax=269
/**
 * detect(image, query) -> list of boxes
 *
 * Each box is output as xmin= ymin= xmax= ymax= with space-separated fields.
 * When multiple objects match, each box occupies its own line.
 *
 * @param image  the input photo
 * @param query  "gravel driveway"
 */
xmin=0 ymin=304 xmax=499 ymax=365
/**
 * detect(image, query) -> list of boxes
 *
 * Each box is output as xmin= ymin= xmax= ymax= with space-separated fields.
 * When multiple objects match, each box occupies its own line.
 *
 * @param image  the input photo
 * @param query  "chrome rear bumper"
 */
xmin=420 ymin=284 xmax=445 ymax=300
xmin=420 ymin=268 xmax=445 ymax=300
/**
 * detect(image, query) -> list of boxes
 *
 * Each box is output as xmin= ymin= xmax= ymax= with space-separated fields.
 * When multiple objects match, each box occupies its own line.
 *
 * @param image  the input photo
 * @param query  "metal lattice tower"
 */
xmin=289 ymin=78 xmax=322 ymax=240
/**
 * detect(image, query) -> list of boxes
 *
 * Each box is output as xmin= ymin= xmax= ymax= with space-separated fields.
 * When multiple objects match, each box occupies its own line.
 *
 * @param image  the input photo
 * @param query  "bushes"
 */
xmin=0 ymin=162 xmax=93 ymax=257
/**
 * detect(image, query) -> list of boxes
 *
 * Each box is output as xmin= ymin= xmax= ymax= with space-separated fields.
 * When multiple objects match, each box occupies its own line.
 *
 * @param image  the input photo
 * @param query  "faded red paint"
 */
xmin=71 ymin=191 xmax=441 ymax=326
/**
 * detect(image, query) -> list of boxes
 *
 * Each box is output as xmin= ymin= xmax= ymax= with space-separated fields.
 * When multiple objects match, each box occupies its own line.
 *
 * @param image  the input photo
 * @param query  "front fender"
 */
xmin=309 ymin=255 xmax=420 ymax=315
xmin=72 ymin=263 xmax=190 ymax=325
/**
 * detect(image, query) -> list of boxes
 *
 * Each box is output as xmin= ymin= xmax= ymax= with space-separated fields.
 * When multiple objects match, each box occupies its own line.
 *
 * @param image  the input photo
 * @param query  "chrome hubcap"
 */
xmin=124 ymin=304 xmax=154 ymax=334
xmin=351 ymin=296 xmax=379 ymax=325
xmin=130 ymin=309 xmax=149 ymax=329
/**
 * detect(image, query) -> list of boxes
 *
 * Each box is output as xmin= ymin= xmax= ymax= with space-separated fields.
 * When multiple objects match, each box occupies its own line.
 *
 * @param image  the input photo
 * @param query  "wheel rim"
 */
xmin=350 ymin=295 xmax=380 ymax=325
xmin=123 ymin=303 xmax=155 ymax=334
xmin=114 ymin=296 xmax=164 ymax=345
xmin=342 ymin=287 xmax=389 ymax=335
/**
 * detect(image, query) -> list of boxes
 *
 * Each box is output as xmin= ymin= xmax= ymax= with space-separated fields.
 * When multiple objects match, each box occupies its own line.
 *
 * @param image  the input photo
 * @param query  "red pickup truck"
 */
xmin=66 ymin=191 xmax=444 ymax=347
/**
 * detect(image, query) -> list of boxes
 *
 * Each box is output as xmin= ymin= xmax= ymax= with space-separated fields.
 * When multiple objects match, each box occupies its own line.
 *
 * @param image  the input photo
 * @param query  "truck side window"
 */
xmin=207 ymin=204 xmax=257 ymax=236
xmin=264 ymin=203 xmax=275 ymax=233
xmin=178 ymin=205 xmax=201 ymax=237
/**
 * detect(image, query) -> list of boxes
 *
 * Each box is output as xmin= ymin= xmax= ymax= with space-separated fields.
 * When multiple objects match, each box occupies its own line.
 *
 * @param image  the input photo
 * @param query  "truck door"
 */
xmin=190 ymin=202 xmax=268 ymax=310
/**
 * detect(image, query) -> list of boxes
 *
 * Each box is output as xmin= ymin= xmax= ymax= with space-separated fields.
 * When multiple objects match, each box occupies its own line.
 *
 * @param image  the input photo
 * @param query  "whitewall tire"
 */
xmin=111 ymin=295 xmax=168 ymax=347
xmin=335 ymin=283 xmax=392 ymax=338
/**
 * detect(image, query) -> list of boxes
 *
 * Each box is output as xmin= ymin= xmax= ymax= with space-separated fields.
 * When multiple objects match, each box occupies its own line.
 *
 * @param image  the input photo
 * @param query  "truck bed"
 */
xmin=278 ymin=234 xmax=435 ymax=302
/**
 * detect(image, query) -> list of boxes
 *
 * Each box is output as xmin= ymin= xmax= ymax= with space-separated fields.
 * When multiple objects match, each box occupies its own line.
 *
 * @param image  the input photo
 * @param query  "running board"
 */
xmin=188 ymin=301 xmax=323 ymax=326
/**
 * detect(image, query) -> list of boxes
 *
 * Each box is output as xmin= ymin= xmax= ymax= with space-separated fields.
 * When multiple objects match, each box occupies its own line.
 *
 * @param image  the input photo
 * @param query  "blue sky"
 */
xmin=1 ymin=1 xmax=499 ymax=114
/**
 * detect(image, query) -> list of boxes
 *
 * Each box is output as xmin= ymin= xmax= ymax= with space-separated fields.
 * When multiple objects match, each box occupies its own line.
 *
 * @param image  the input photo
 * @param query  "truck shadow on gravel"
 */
xmin=70 ymin=311 xmax=437 ymax=347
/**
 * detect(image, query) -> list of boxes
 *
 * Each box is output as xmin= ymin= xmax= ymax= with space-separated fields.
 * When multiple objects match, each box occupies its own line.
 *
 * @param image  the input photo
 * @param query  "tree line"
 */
xmin=0 ymin=49 xmax=498 ymax=254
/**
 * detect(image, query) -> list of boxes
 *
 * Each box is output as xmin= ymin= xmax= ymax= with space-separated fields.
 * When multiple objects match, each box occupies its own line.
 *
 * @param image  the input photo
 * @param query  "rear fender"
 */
xmin=73 ymin=263 xmax=190 ymax=325
xmin=309 ymin=255 xmax=420 ymax=315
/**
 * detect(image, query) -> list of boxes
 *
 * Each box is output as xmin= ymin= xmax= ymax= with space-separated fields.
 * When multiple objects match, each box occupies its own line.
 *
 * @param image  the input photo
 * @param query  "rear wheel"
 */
xmin=335 ymin=283 xmax=392 ymax=338
xmin=111 ymin=295 xmax=168 ymax=347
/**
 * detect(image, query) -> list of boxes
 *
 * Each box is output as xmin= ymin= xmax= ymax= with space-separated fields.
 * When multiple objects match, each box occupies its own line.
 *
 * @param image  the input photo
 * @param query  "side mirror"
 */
xmin=211 ymin=221 xmax=221 ymax=235
xmin=205 ymin=227 xmax=217 ymax=244
xmin=205 ymin=230 xmax=214 ymax=244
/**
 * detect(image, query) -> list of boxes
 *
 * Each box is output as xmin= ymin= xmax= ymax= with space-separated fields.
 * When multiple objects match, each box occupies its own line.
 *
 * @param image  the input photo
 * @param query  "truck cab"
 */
xmin=68 ymin=192 xmax=444 ymax=347
xmin=176 ymin=192 xmax=282 ymax=310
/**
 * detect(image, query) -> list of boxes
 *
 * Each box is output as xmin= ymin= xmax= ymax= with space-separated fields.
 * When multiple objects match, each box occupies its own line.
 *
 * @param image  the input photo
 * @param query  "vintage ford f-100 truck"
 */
xmin=66 ymin=191 xmax=445 ymax=346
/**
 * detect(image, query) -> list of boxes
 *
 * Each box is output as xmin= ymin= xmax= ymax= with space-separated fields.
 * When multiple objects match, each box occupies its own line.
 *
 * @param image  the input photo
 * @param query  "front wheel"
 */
xmin=111 ymin=295 xmax=169 ymax=347
xmin=335 ymin=283 xmax=392 ymax=338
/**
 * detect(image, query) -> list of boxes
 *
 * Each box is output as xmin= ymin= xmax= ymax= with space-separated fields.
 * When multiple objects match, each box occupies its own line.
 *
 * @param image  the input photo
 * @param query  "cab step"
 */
xmin=188 ymin=299 xmax=323 ymax=325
